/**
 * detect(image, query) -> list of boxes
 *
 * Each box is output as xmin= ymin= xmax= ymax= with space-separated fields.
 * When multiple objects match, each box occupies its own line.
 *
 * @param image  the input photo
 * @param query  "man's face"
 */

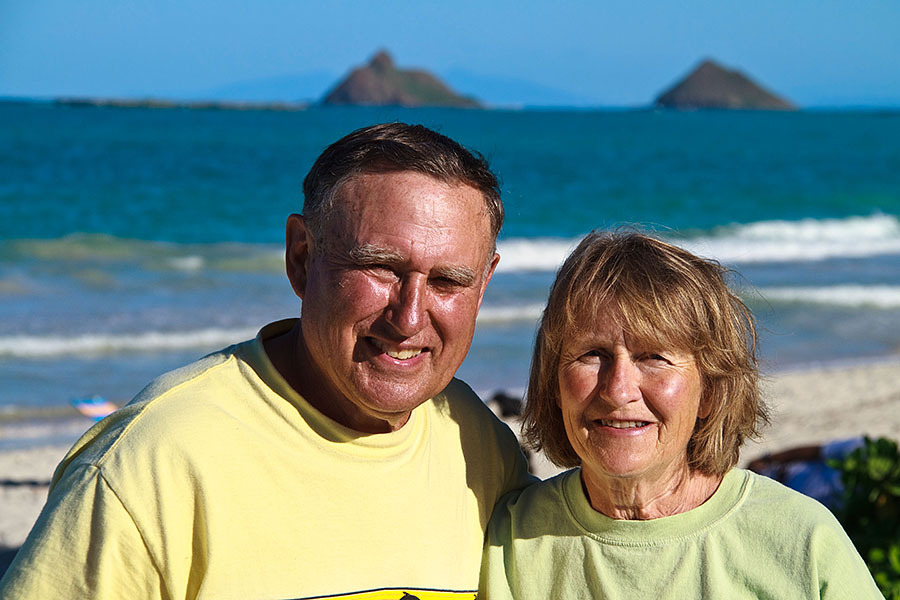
xmin=287 ymin=171 xmax=498 ymax=433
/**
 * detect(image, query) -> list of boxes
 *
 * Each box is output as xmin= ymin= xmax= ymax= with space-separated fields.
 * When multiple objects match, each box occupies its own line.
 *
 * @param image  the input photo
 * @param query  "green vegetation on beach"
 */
xmin=829 ymin=437 xmax=900 ymax=599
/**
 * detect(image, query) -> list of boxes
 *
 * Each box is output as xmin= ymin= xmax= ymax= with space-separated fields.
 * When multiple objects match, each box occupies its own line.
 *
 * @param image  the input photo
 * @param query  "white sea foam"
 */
xmin=477 ymin=303 xmax=545 ymax=323
xmin=0 ymin=328 xmax=258 ymax=358
xmin=167 ymin=255 xmax=205 ymax=271
xmin=495 ymin=214 xmax=900 ymax=272
xmin=758 ymin=285 xmax=900 ymax=308
xmin=680 ymin=214 xmax=900 ymax=264
xmin=495 ymin=238 xmax=579 ymax=273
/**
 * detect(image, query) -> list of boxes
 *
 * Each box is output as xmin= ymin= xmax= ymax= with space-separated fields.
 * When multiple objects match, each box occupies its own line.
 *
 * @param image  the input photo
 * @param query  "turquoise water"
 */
xmin=2 ymin=101 xmax=899 ymax=410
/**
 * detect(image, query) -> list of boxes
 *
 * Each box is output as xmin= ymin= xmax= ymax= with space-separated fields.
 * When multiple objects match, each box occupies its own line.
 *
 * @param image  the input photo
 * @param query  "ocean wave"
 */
xmin=0 ymin=234 xmax=285 ymax=274
xmin=0 ymin=328 xmax=258 ymax=358
xmin=494 ymin=238 xmax=580 ymax=273
xmin=495 ymin=214 xmax=900 ymax=271
xmin=4 ymin=215 xmax=899 ymax=277
xmin=477 ymin=303 xmax=544 ymax=323
xmin=758 ymin=285 xmax=900 ymax=308
xmin=679 ymin=214 xmax=900 ymax=264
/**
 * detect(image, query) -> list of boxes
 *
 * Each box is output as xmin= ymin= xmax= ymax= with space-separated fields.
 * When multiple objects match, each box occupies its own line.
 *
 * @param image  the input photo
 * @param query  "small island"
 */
xmin=321 ymin=50 xmax=480 ymax=108
xmin=654 ymin=59 xmax=795 ymax=110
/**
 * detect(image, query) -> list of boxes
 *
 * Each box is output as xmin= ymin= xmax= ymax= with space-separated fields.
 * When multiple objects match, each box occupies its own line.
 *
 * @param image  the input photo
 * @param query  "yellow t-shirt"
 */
xmin=1 ymin=320 xmax=533 ymax=599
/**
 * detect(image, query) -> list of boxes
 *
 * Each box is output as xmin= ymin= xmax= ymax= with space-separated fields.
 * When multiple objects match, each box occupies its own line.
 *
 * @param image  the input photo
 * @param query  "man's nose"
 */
xmin=599 ymin=357 xmax=641 ymax=407
xmin=386 ymin=275 xmax=427 ymax=337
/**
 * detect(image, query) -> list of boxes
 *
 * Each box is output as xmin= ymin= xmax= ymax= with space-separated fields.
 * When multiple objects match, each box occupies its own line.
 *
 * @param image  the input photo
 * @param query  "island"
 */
xmin=654 ymin=59 xmax=795 ymax=110
xmin=321 ymin=50 xmax=480 ymax=108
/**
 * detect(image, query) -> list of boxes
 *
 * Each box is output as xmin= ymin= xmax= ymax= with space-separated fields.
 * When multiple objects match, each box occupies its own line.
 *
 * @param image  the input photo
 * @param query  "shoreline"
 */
xmin=2 ymin=356 xmax=899 ymax=550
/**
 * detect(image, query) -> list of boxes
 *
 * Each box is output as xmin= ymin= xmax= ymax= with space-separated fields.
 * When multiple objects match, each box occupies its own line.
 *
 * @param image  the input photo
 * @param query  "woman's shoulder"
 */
xmin=730 ymin=469 xmax=853 ymax=543
xmin=739 ymin=468 xmax=839 ymax=517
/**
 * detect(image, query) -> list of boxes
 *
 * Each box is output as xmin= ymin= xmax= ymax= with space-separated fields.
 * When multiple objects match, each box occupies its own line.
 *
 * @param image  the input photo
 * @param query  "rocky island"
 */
xmin=322 ymin=50 xmax=479 ymax=108
xmin=655 ymin=59 xmax=795 ymax=110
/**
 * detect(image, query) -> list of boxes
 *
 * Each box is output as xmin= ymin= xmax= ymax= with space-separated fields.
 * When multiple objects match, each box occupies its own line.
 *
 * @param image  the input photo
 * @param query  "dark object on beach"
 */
xmin=655 ymin=59 xmax=795 ymax=110
xmin=0 ymin=478 xmax=51 ymax=487
xmin=828 ymin=436 xmax=900 ymax=599
xmin=491 ymin=391 xmax=523 ymax=418
xmin=748 ymin=437 xmax=862 ymax=510
xmin=322 ymin=50 xmax=480 ymax=108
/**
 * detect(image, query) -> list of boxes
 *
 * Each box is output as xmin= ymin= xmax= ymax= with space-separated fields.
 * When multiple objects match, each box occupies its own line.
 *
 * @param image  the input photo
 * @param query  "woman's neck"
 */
xmin=581 ymin=465 xmax=723 ymax=520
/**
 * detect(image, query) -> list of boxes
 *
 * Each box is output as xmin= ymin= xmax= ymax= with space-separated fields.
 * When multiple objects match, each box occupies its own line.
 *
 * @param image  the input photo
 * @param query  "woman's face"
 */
xmin=557 ymin=306 xmax=707 ymax=486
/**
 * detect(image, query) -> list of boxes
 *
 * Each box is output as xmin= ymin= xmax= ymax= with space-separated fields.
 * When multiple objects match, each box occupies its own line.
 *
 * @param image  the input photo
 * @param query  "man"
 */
xmin=0 ymin=123 xmax=533 ymax=599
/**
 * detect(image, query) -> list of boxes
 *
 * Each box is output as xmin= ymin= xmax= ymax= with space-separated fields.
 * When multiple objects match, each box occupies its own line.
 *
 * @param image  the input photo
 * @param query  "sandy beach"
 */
xmin=2 ymin=358 xmax=899 ymax=555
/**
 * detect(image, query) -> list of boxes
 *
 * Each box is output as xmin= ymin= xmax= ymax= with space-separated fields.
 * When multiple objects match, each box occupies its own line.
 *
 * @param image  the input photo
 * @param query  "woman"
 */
xmin=479 ymin=231 xmax=880 ymax=599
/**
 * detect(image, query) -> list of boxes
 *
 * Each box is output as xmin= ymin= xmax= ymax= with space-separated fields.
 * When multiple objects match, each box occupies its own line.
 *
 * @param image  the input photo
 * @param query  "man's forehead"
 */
xmin=337 ymin=171 xmax=488 ymax=217
xmin=329 ymin=174 xmax=493 ymax=245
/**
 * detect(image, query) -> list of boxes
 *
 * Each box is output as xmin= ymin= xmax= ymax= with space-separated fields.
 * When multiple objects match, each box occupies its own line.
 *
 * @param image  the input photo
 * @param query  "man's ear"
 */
xmin=476 ymin=252 xmax=501 ymax=310
xmin=285 ymin=214 xmax=313 ymax=299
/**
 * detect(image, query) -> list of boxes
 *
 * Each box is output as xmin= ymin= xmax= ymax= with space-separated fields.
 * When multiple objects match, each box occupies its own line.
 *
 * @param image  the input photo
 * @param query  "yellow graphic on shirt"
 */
xmin=299 ymin=589 xmax=477 ymax=599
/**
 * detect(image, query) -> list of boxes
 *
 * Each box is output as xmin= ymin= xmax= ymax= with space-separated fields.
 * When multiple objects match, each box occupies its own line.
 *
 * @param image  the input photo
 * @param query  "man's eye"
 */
xmin=365 ymin=264 xmax=398 ymax=278
xmin=431 ymin=276 xmax=462 ymax=289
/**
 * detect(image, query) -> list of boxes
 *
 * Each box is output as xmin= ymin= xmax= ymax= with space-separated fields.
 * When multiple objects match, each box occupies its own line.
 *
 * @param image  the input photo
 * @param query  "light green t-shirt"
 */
xmin=0 ymin=320 xmax=533 ymax=600
xmin=480 ymin=467 xmax=881 ymax=599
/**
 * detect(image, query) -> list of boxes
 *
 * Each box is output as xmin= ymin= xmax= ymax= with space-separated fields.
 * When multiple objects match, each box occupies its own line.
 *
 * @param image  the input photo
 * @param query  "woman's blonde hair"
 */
xmin=523 ymin=231 xmax=768 ymax=475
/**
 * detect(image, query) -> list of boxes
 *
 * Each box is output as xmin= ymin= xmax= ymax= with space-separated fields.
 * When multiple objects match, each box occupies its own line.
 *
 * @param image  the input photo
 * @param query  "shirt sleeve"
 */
xmin=0 ymin=463 xmax=166 ymax=599
xmin=811 ymin=510 xmax=883 ymax=599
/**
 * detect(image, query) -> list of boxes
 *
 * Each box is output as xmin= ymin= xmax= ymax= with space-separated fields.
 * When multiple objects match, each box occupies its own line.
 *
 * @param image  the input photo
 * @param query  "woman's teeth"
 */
xmin=599 ymin=420 xmax=649 ymax=429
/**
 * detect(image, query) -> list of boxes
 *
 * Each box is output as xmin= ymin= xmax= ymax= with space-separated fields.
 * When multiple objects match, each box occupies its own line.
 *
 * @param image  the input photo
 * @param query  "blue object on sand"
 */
xmin=70 ymin=396 xmax=119 ymax=421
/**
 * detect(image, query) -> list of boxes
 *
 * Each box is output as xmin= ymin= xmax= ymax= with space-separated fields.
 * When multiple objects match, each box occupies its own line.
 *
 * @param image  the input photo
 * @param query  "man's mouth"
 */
xmin=597 ymin=420 xmax=650 ymax=429
xmin=370 ymin=339 xmax=424 ymax=360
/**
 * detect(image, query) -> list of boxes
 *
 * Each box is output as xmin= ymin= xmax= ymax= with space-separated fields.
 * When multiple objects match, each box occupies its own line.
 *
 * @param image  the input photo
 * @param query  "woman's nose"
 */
xmin=600 ymin=357 xmax=641 ymax=407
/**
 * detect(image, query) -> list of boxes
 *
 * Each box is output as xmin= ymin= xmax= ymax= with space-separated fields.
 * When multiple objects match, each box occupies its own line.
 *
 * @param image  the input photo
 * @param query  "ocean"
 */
xmin=2 ymin=101 xmax=899 ymax=414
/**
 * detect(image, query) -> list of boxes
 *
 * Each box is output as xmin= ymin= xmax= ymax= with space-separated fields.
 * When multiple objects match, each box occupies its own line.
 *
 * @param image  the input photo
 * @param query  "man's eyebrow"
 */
xmin=348 ymin=243 xmax=404 ymax=265
xmin=433 ymin=264 xmax=477 ymax=287
xmin=349 ymin=243 xmax=478 ymax=287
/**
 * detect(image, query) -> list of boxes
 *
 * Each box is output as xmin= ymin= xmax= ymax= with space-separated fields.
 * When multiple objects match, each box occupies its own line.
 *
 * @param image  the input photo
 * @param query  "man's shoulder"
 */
xmin=55 ymin=341 xmax=257 ymax=477
xmin=133 ymin=341 xmax=249 ymax=404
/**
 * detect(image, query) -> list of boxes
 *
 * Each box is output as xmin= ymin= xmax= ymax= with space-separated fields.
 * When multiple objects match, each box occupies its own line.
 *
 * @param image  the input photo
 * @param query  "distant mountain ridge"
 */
xmin=321 ymin=51 xmax=480 ymax=108
xmin=38 ymin=54 xmax=804 ymax=111
xmin=655 ymin=59 xmax=795 ymax=110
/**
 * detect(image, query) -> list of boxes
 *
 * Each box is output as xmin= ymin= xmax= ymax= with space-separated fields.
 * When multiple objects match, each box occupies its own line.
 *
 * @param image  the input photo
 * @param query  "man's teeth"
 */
xmin=599 ymin=420 xmax=648 ymax=429
xmin=372 ymin=340 xmax=422 ymax=360
xmin=387 ymin=348 xmax=421 ymax=360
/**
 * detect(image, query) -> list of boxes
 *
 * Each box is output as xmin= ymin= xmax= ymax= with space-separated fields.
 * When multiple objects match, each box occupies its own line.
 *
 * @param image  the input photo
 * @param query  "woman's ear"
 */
xmin=285 ymin=214 xmax=313 ymax=299
xmin=697 ymin=390 xmax=713 ymax=420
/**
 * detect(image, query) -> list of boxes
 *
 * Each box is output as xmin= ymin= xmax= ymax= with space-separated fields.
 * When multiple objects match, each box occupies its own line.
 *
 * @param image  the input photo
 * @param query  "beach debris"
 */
xmin=70 ymin=396 xmax=118 ymax=421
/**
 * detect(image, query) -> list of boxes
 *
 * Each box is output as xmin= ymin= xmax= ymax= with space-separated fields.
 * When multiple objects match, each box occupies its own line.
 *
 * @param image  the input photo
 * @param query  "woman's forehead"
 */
xmin=564 ymin=301 xmax=693 ymax=351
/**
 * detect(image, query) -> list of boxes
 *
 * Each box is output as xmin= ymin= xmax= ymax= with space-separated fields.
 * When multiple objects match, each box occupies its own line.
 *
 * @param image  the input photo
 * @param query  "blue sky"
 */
xmin=2 ymin=0 xmax=898 ymax=107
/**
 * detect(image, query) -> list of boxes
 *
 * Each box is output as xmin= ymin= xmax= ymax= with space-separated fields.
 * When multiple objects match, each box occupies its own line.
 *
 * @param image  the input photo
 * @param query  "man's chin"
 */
xmin=354 ymin=380 xmax=448 ymax=418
